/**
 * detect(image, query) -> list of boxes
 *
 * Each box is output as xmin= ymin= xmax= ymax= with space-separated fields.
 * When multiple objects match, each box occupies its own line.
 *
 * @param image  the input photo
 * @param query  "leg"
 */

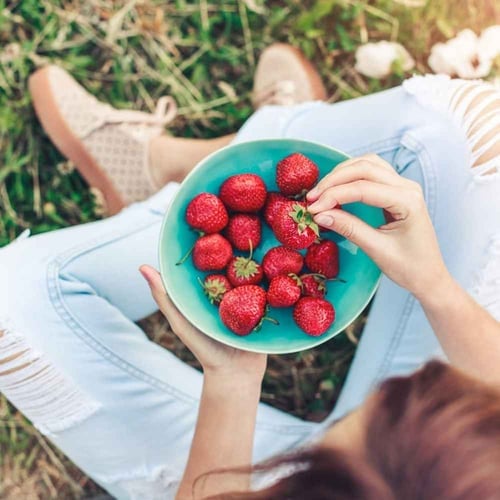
xmin=148 ymin=134 xmax=236 ymax=186
xmin=0 ymin=185 xmax=315 ymax=499
xmin=233 ymin=83 xmax=500 ymax=422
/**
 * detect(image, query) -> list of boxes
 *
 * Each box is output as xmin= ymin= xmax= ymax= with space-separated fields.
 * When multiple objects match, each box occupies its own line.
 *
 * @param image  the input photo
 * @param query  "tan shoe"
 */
xmin=252 ymin=43 xmax=327 ymax=108
xmin=29 ymin=66 xmax=177 ymax=214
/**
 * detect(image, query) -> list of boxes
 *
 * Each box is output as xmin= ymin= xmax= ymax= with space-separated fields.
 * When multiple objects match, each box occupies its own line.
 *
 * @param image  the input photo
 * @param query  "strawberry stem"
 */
xmin=300 ymin=272 xmax=327 ymax=280
xmin=262 ymin=316 xmax=280 ymax=326
xmin=247 ymin=239 xmax=254 ymax=261
xmin=176 ymin=229 xmax=205 ymax=266
xmin=176 ymin=239 xmax=197 ymax=265
xmin=292 ymin=189 xmax=308 ymax=201
xmin=254 ymin=308 xmax=280 ymax=331
xmin=300 ymin=273 xmax=346 ymax=283
xmin=329 ymin=277 xmax=347 ymax=283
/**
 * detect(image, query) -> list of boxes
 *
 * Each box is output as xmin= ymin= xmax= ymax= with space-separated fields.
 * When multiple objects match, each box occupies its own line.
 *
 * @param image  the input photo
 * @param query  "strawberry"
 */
xmin=276 ymin=153 xmax=319 ymax=196
xmin=199 ymin=274 xmax=232 ymax=305
xmin=227 ymin=255 xmax=263 ymax=287
xmin=304 ymin=240 xmax=339 ymax=278
xmin=219 ymin=174 xmax=267 ymax=213
xmin=293 ymin=297 xmax=335 ymax=336
xmin=273 ymin=201 xmax=320 ymax=250
xmin=263 ymin=192 xmax=289 ymax=228
xmin=267 ymin=275 xmax=301 ymax=308
xmin=185 ymin=193 xmax=229 ymax=234
xmin=225 ymin=214 xmax=261 ymax=251
xmin=262 ymin=246 xmax=304 ymax=281
xmin=300 ymin=274 xmax=327 ymax=298
xmin=191 ymin=234 xmax=232 ymax=271
xmin=219 ymin=285 xmax=268 ymax=335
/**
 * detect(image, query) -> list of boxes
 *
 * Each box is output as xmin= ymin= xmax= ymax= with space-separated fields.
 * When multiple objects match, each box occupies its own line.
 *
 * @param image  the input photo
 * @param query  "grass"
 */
xmin=1 ymin=0 xmax=499 ymax=497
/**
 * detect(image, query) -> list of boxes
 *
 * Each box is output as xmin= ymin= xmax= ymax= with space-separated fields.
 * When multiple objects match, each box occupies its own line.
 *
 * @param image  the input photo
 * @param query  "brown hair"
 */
xmin=205 ymin=361 xmax=500 ymax=499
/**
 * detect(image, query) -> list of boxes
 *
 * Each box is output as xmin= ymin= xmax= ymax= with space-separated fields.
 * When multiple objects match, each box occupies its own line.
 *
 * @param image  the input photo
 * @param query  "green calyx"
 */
xmin=233 ymin=240 xmax=260 ymax=279
xmin=289 ymin=204 xmax=320 ymax=237
xmin=233 ymin=256 xmax=260 ymax=278
xmin=198 ymin=276 xmax=228 ymax=305
xmin=299 ymin=273 xmax=327 ymax=292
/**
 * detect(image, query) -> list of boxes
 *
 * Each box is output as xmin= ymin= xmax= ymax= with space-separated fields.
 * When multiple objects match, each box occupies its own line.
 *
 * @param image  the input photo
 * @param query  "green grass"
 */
xmin=1 ymin=0 xmax=499 ymax=497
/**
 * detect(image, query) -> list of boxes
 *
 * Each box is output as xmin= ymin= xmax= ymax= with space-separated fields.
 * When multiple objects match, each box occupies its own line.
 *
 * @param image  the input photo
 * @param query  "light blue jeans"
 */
xmin=1 ymin=85 xmax=500 ymax=499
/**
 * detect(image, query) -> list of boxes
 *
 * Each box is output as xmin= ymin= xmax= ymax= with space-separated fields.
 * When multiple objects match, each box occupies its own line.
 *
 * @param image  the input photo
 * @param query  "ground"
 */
xmin=0 ymin=0 xmax=499 ymax=498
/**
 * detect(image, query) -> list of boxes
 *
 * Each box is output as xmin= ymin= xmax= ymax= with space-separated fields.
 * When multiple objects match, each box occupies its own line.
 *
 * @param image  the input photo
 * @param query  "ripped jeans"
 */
xmin=1 ymin=76 xmax=499 ymax=499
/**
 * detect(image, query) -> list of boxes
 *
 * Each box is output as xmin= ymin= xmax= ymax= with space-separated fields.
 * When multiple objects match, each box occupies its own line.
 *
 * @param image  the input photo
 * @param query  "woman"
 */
xmin=1 ymin=44 xmax=499 ymax=498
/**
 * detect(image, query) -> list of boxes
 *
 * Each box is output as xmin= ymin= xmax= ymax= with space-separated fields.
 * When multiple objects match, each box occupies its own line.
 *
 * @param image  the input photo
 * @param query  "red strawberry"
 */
xmin=276 ymin=153 xmax=319 ymax=196
xmin=273 ymin=201 xmax=320 ymax=250
xmin=262 ymin=246 xmax=304 ymax=281
xmin=225 ymin=214 xmax=261 ymax=251
xmin=267 ymin=275 xmax=301 ymax=308
xmin=219 ymin=285 xmax=268 ymax=335
xmin=263 ymin=192 xmax=289 ymax=228
xmin=219 ymin=174 xmax=267 ymax=213
xmin=227 ymin=255 xmax=263 ymax=287
xmin=199 ymin=274 xmax=232 ymax=305
xmin=305 ymin=240 xmax=339 ymax=278
xmin=192 ymin=234 xmax=232 ymax=271
xmin=300 ymin=274 xmax=327 ymax=298
xmin=185 ymin=193 xmax=228 ymax=234
xmin=293 ymin=297 xmax=335 ymax=336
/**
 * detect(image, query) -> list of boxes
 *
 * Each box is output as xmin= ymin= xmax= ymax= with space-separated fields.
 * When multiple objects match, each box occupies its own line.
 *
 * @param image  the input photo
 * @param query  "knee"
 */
xmin=0 ymin=240 xmax=102 ymax=436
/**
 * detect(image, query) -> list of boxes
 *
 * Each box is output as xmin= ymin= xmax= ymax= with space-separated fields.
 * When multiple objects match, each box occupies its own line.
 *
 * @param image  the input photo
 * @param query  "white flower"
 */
xmin=478 ymin=25 xmax=500 ymax=62
xmin=56 ymin=160 xmax=75 ymax=175
xmin=428 ymin=26 xmax=500 ymax=79
xmin=354 ymin=41 xmax=415 ymax=79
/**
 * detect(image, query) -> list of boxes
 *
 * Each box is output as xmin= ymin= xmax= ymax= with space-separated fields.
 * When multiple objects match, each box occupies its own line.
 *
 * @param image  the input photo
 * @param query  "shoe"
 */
xmin=29 ymin=66 xmax=177 ymax=214
xmin=252 ymin=43 xmax=327 ymax=108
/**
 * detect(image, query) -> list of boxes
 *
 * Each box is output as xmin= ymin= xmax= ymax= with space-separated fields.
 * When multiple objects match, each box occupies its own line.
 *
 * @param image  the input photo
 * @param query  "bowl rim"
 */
xmin=158 ymin=138 xmax=381 ymax=354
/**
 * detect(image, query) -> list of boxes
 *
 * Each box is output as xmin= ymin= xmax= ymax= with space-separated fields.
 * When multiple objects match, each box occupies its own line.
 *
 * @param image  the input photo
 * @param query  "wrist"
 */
xmin=413 ymin=269 xmax=458 ymax=310
xmin=203 ymin=371 xmax=263 ymax=397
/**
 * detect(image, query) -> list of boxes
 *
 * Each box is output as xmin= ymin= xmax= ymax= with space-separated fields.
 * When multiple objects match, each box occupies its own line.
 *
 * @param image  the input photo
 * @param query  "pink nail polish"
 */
xmin=307 ymin=188 xmax=319 ymax=200
xmin=314 ymin=214 xmax=334 ymax=227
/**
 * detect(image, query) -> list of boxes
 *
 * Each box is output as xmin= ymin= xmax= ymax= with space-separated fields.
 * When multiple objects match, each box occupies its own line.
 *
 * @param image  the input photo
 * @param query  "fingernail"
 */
xmin=308 ymin=201 xmax=320 ymax=213
xmin=307 ymin=188 xmax=319 ymax=200
xmin=314 ymin=214 xmax=334 ymax=227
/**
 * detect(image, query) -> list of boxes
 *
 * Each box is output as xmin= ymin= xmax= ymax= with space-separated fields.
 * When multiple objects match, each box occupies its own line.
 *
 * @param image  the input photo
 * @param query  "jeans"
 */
xmin=1 ymin=84 xmax=499 ymax=499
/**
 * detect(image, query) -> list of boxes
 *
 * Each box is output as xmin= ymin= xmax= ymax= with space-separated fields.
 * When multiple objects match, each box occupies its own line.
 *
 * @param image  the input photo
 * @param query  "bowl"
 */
xmin=159 ymin=139 xmax=384 ymax=354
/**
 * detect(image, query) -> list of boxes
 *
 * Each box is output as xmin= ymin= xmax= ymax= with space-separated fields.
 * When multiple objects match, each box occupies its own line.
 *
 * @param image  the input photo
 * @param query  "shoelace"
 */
xmin=253 ymin=80 xmax=298 ymax=107
xmin=80 ymin=96 xmax=178 ymax=138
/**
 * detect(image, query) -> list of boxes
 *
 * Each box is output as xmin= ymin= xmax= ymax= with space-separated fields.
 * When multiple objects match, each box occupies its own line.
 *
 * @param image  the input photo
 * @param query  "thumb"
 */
xmin=139 ymin=265 xmax=170 ymax=312
xmin=139 ymin=265 xmax=212 ymax=352
xmin=313 ymin=209 xmax=383 ymax=255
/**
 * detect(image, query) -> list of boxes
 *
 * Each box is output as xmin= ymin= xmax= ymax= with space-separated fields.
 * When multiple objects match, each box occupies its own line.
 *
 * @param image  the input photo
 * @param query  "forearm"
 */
xmin=416 ymin=274 xmax=500 ymax=387
xmin=176 ymin=375 xmax=261 ymax=499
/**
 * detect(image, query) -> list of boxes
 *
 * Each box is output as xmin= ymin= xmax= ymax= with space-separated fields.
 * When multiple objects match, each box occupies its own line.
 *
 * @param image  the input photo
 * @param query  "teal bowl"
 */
xmin=159 ymin=139 xmax=384 ymax=354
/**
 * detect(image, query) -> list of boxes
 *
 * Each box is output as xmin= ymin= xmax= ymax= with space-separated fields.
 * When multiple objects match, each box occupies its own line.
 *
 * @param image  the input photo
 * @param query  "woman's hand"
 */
xmin=307 ymin=154 xmax=450 ymax=300
xmin=140 ymin=265 xmax=267 ymax=383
